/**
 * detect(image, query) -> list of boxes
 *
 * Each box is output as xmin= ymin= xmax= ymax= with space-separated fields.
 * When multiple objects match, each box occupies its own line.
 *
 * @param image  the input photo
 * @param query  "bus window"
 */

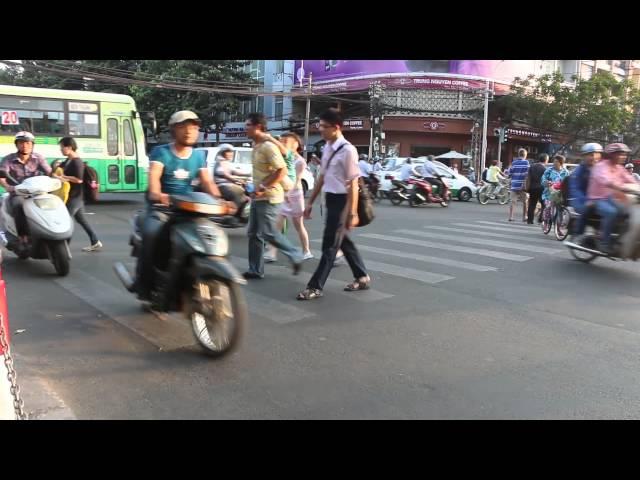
xmin=235 ymin=150 xmax=253 ymax=165
xmin=69 ymin=113 xmax=99 ymax=137
xmin=108 ymin=164 xmax=120 ymax=184
xmin=107 ymin=118 xmax=118 ymax=155
xmin=123 ymin=119 xmax=135 ymax=156
xmin=125 ymin=165 xmax=136 ymax=184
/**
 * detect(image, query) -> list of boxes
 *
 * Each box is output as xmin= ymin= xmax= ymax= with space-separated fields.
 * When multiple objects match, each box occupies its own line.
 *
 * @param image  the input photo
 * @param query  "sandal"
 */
xmin=296 ymin=288 xmax=323 ymax=301
xmin=344 ymin=278 xmax=371 ymax=292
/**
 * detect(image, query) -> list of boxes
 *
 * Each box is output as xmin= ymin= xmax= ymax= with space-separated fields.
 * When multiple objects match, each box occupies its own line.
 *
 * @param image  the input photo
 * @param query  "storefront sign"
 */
xmin=506 ymin=127 xmax=552 ymax=143
xmin=424 ymin=121 xmax=446 ymax=131
xmin=343 ymin=119 xmax=364 ymax=129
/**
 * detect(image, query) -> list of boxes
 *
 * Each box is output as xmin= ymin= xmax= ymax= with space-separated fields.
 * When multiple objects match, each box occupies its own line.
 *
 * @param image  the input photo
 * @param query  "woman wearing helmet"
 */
xmin=585 ymin=143 xmax=636 ymax=253
xmin=624 ymin=163 xmax=640 ymax=182
xmin=213 ymin=143 xmax=249 ymax=225
xmin=567 ymin=143 xmax=603 ymax=241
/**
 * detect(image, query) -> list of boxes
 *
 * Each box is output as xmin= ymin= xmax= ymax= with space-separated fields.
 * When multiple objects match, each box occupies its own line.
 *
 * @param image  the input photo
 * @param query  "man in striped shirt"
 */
xmin=507 ymin=148 xmax=530 ymax=222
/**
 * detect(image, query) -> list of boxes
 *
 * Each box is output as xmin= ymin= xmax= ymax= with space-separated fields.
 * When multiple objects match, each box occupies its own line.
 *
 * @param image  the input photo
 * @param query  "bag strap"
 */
xmin=324 ymin=144 xmax=346 ymax=172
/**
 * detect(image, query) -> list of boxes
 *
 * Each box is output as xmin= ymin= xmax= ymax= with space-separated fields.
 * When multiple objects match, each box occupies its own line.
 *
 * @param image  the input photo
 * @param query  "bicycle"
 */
xmin=477 ymin=178 xmax=509 ymax=205
xmin=541 ymin=187 xmax=570 ymax=241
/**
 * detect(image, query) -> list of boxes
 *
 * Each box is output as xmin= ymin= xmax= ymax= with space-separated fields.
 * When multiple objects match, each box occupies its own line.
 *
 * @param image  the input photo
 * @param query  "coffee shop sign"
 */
xmin=506 ymin=127 xmax=552 ymax=143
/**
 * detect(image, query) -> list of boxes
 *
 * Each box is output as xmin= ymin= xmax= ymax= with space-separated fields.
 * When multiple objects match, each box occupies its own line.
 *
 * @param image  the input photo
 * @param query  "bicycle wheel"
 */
xmin=554 ymin=206 xmax=571 ymax=241
xmin=541 ymin=204 xmax=552 ymax=235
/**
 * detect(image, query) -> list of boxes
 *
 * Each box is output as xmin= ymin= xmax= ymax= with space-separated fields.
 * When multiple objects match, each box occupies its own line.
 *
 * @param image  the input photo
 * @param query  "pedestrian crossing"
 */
xmin=51 ymin=218 xmax=568 ymax=349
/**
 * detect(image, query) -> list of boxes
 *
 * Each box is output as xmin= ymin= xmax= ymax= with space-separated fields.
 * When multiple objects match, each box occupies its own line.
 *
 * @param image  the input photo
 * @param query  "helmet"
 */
xmin=168 ymin=110 xmax=201 ymax=126
xmin=580 ymin=142 xmax=603 ymax=154
xmin=625 ymin=163 xmax=634 ymax=170
xmin=14 ymin=131 xmax=35 ymax=143
xmin=217 ymin=143 xmax=234 ymax=155
xmin=604 ymin=143 xmax=631 ymax=154
xmin=359 ymin=154 xmax=368 ymax=161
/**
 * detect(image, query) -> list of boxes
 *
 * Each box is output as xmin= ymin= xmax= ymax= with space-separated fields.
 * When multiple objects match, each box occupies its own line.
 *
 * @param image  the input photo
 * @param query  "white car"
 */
xmin=196 ymin=146 xmax=315 ymax=195
xmin=375 ymin=159 xmax=425 ymax=193
xmin=377 ymin=158 xmax=477 ymax=201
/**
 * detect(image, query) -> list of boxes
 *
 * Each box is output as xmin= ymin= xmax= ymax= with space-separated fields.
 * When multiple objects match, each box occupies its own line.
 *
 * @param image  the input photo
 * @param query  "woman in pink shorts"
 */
xmin=264 ymin=133 xmax=313 ymax=261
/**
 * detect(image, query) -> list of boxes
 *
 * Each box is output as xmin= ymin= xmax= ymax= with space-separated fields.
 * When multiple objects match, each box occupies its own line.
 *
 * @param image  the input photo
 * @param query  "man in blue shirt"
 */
xmin=134 ymin=110 xmax=228 ymax=300
xmin=567 ymin=143 xmax=602 ymax=243
xmin=507 ymin=148 xmax=530 ymax=222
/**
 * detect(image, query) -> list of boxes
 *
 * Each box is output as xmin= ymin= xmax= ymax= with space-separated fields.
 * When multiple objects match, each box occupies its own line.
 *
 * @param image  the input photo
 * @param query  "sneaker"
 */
xmin=243 ymin=271 xmax=264 ymax=280
xmin=263 ymin=254 xmax=277 ymax=263
xmin=82 ymin=241 xmax=103 ymax=252
xmin=302 ymin=251 xmax=314 ymax=260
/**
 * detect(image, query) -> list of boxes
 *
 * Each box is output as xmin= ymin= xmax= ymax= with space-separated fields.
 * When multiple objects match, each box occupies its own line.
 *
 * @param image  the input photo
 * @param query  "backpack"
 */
xmin=83 ymin=163 xmax=99 ymax=203
xmin=482 ymin=168 xmax=488 ymax=182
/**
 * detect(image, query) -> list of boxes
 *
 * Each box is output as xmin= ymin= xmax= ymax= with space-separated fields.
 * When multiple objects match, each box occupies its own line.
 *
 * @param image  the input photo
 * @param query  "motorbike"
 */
xmin=389 ymin=174 xmax=451 ymax=207
xmin=0 ymin=170 xmax=73 ymax=276
xmin=564 ymin=184 xmax=640 ymax=263
xmin=113 ymin=192 xmax=248 ymax=357
xmin=210 ymin=178 xmax=252 ymax=229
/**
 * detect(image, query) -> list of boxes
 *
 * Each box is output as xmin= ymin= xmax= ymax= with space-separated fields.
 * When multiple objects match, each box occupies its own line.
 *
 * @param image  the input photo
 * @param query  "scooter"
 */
xmin=564 ymin=184 xmax=640 ymax=263
xmin=113 ymin=192 xmax=248 ymax=357
xmin=406 ymin=174 xmax=451 ymax=208
xmin=0 ymin=170 xmax=73 ymax=276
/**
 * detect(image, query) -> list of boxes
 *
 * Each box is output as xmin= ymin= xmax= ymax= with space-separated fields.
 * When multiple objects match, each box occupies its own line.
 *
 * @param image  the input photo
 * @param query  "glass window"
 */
xmin=123 ymin=119 xmax=135 ymax=156
xmin=235 ymin=150 xmax=253 ymax=165
xmin=275 ymin=60 xmax=285 ymax=74
xmin=0 ymin=97 xmax=63 ymax=111
xmin=69 ymin=113 xmax=99 ymax=137
xmin=124 ymin=165 xmax=136 ymax=184
xmin=108 ymin=165 xmax=120 ymax=184
xmin=274 ymin=98 xmax=283 ymax=120
xmin=107 ymin=118 xmax=118 ymax=155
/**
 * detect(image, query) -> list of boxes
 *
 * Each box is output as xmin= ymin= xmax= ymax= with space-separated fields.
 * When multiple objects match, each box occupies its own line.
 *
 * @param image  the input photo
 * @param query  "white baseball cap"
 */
xmin=168 ymin=110 xmax=201 ymax=126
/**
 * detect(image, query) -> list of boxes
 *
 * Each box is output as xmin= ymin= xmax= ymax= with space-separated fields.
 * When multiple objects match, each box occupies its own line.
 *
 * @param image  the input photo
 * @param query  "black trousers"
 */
xmin=307 ymin=193 xmax=367 ymax=290
xmin=135 ymin=207 xmax=168 ymax=298
xmin=527 ymin=189 xmax=544 ymax=223
xmin=67 ymin=196 xmax=99 ymax=245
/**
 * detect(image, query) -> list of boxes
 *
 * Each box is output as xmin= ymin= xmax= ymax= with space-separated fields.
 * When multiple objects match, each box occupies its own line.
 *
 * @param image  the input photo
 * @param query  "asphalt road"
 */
xmin=4 ymin=193 xmax=640 ymax=419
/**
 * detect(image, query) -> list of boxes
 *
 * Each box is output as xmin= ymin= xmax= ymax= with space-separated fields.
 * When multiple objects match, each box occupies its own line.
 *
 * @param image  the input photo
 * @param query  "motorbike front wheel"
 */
xmin=389 ymin=191 xmax=404 ymax=206
xmin=50 ymin=240 xmax=70 ymax=276
xmin=186 ymin=279 xmax=248 ymax=357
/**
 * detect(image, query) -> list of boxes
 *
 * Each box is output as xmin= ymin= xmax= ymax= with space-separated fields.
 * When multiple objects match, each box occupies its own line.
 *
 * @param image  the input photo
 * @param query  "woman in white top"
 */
xmin=263 ymin=132 xmax=314 ymax=261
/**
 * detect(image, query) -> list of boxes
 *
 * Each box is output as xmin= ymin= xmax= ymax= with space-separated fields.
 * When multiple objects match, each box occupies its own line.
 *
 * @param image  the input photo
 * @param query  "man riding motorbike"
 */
xmin=567 ymin=143 xmax=602 ymax=243
xmin=416 ymin=155 xmax=446 ymax=194
xmin=586 ymin=142 xmax=636 ymax=255
xmin=213 ymin=143 xmax=250 ymax=226
xmin=0 ymin=132 xmax=52 ymax=253
xmin=133 ymin=111 xmax=233 ymax=301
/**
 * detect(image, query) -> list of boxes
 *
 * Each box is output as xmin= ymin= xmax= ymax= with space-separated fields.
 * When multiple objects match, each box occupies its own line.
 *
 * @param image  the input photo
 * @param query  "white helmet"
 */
xmin=580 ymin=143 xmax=603 ymax=154
xmin=217 ymin=143 xmax=234 ymax=155
xmin=14 ymin=131 xmax=35 ymax=143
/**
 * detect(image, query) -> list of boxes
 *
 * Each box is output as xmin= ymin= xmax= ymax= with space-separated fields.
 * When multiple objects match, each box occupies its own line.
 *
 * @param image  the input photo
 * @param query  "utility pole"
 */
xmin=481 ymin=81 xmax=490 ymax=172
xmin=303 ymin=72 xmax=312 ymax=154
xmin=369 ymin=81 xmax=384 ymax=160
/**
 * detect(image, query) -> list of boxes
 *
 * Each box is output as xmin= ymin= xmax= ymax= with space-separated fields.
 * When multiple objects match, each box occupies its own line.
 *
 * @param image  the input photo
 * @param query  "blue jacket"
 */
xmin=568 ymin=163 xmax=591 ymax=207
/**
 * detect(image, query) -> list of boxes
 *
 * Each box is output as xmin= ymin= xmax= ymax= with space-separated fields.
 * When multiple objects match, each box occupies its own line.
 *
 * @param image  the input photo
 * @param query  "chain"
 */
xmin=0 ymin=314 xmax=27 ymax=420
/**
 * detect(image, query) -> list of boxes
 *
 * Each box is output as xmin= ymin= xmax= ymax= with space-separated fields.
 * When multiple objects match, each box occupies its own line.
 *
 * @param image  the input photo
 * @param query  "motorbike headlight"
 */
xmin=197 ymin=224 xmax=228 ymax=256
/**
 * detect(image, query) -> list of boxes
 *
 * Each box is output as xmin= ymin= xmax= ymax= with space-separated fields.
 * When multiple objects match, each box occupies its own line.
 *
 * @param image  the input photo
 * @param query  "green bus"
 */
xmin=0 ymin=84 xmax=151 ymax=195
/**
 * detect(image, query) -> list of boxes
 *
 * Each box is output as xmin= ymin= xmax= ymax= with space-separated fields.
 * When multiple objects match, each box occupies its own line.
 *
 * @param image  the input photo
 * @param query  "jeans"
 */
xmin=247 ymin=200 xmax=302 ymax=276
xmin=594 ymin=197 xmax=624 ymax=247
xmin=67 ymin=196 xmax=99 ymax=245
xmin=570 ymin=199 xmax=589 ymax=235
xmin=307 ymin=193 xmax=367 ymax=291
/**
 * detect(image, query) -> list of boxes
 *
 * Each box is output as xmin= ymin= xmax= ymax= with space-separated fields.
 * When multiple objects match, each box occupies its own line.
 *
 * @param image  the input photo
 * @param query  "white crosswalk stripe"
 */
xmin=396 ymin=229 xmax=562 ymax=255
xmin=358 ymin=233 xmax=533 ymax=262
xmin=352 ymin=243 xmax=497 ymax=272
xmin=423 ymin=225 xmax=554 ymax=245
xmin=309 ymin=249 xmax=454 ymax=284
xmin=476 ymin=220 xmax=537 ymax=229
xmin=228 ymin=256 xmax=394 ymax=303
xmin=451 ymin=222 xmax=543 ymax=235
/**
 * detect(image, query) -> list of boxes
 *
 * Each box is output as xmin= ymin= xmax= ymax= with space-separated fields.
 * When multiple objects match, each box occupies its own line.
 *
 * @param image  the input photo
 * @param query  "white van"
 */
xmin=196 ymin=146 xmax=315 ymax=195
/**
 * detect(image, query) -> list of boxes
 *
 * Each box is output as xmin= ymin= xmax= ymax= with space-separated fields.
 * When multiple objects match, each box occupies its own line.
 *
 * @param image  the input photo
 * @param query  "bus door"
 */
xmin=106 ymin=116 xmax=138 ymax=191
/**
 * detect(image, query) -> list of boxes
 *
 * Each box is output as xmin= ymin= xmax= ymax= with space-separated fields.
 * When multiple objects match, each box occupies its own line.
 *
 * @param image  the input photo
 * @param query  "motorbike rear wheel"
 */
xmin=389 ymin=191 xmax=404 ymax=206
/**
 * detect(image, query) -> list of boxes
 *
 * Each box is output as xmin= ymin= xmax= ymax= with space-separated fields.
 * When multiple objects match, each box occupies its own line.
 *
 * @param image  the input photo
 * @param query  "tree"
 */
xmin=494 ymin=71 xmax=640 ymax=154
xmin=1 ymin=60 xmax=253 ymax=134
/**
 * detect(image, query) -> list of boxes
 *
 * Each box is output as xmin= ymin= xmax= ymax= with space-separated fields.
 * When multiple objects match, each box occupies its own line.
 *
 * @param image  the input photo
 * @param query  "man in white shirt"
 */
xmin=418 ymin=155 xmax=446 ymax=194
xmin=399 ymin=158 xmax=414 ymax=182
xmin=358 ymin=154 xmax=372 ymax=178
xmin=297 ymin=108 xmax=370 ymax=301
